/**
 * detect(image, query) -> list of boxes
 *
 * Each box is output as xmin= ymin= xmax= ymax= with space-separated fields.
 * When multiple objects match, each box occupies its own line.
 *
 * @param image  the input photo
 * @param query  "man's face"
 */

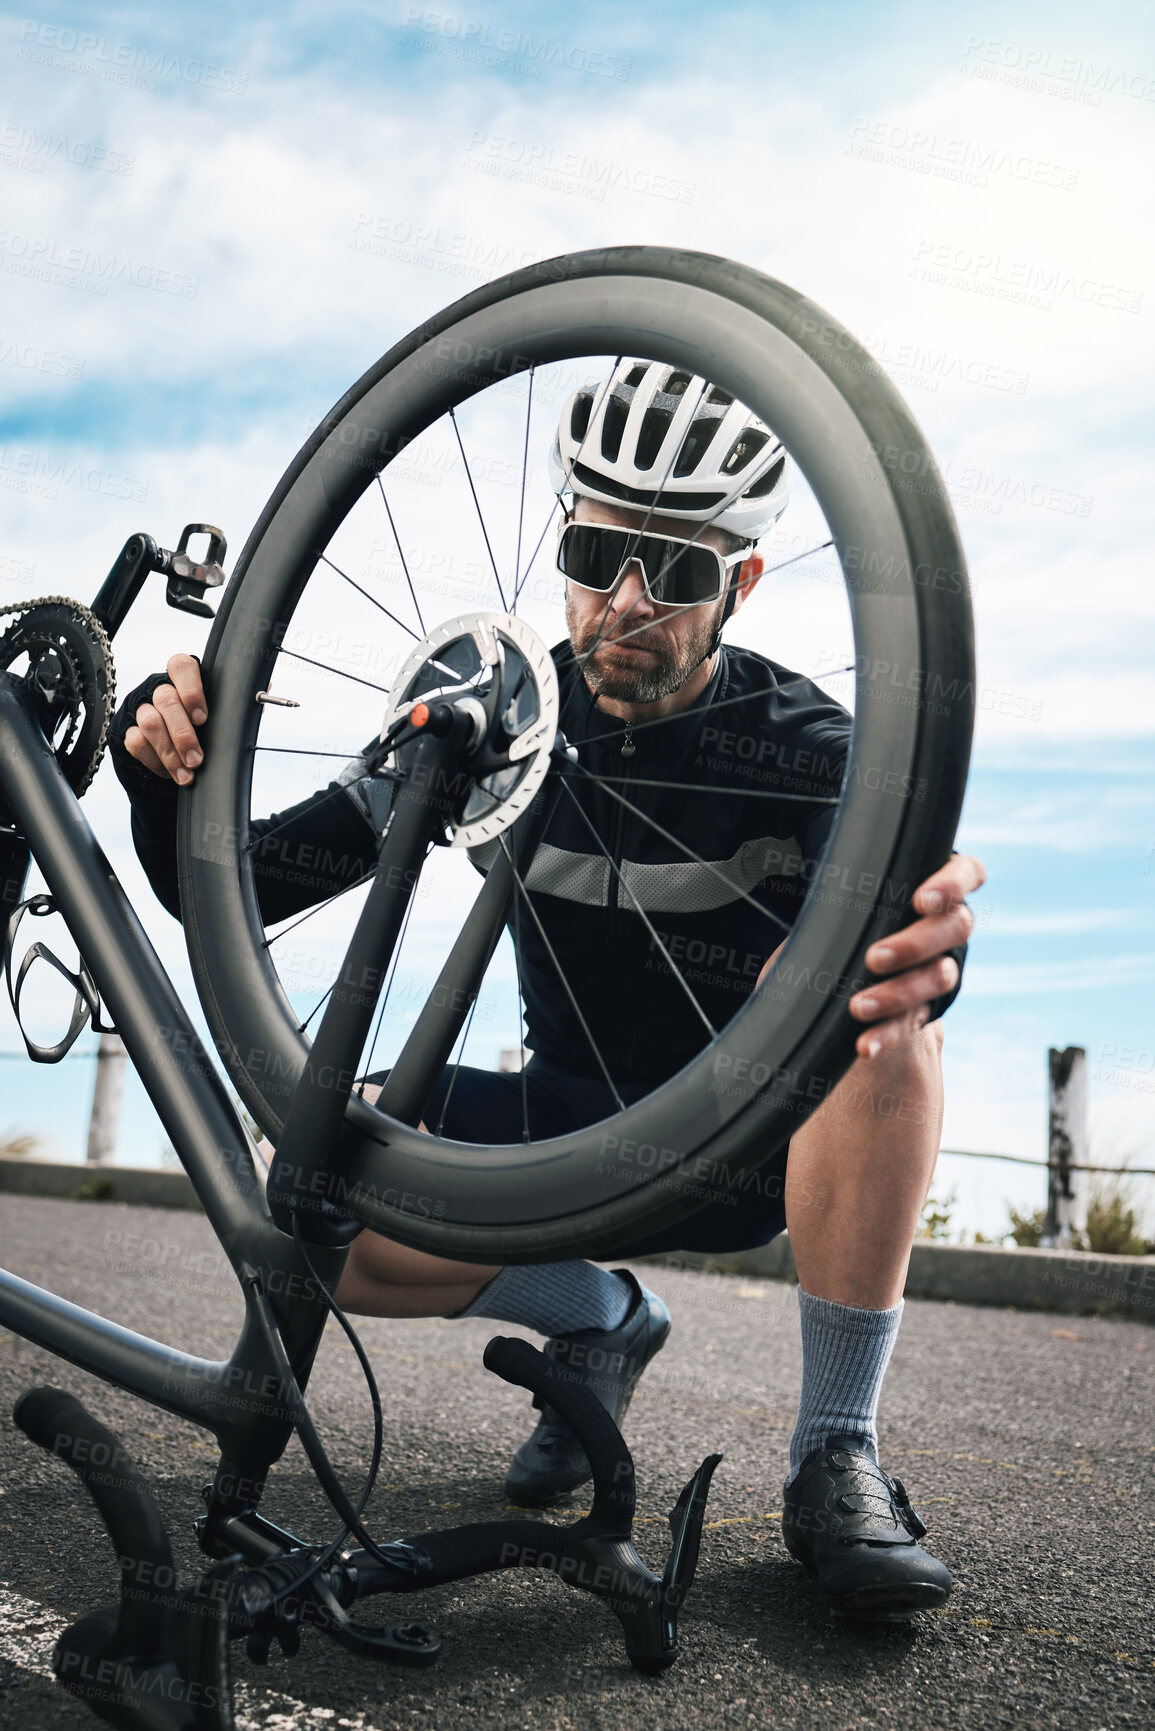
xmin=563 ymin=498 xmax=754 ymax=705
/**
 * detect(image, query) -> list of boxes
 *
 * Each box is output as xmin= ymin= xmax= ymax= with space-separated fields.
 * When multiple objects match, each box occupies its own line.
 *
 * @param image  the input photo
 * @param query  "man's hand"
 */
xmin=848 ymin=853 xmax=985 ymax=1058
xmin=124 ymin=653 xmax=207 ymax=786
xmin=756 ymin=852 xmax=985 ymax=1059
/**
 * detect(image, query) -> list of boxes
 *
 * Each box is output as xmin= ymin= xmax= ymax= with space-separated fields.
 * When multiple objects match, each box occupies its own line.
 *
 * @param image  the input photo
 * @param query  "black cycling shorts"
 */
xmin=362 ymin=1055 xmax=789 ymax=1258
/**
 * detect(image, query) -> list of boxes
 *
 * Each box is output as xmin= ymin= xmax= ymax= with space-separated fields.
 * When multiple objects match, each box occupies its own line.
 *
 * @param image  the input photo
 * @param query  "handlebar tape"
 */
xmin=13 ymin=1386 xmax=176 ymax=1653
xmin=482 ymin=1337 xmax=635 ymax=1527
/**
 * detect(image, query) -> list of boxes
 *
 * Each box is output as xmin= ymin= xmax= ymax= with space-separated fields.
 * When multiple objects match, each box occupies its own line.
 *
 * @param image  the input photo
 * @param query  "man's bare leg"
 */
xmin=784 ymin=1021 xmax=945 ymax=1307
xmin=776 ymin=1023 xmax=954 ymax=1613
xmin=335 ymin=1233 xmax=501 ymax=1319
xmin=261 ymin=1084 xmax=503 ymax=1318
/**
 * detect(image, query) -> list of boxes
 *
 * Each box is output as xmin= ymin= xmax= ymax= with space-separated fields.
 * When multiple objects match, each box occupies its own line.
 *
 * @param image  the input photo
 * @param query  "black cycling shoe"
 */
xmin=782 ymin=1435 xmax=953 ymax=1622
xmin=504 ymin=1270 xmax=671 ymax=1507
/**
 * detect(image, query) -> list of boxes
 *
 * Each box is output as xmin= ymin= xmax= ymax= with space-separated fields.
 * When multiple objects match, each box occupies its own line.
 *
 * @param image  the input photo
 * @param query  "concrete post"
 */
xmin=1043 ymin=1046 xmax=1087 ymax=1248
xmin=85 ymin=1033 xmax=127 ymax=1165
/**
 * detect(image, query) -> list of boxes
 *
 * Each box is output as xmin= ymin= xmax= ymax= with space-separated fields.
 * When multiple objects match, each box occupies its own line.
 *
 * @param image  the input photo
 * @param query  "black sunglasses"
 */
xmin=556 ymin=522 xmax=748 ymax=608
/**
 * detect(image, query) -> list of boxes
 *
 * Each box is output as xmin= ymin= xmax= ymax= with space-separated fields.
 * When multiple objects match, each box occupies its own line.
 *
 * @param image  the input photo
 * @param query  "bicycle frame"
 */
xmin=0 ymin=667 xmax=344 ymax=1512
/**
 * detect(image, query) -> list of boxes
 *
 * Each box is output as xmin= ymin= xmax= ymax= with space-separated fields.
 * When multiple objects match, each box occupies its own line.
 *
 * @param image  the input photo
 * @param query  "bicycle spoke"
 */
xmin=586 ymin=776 xmax=840 ymax=804
xmin=299 ymin=980 xmax=336 ymax=1033
xmin=579 ymin=536 xmax=837 ymax=660
xmin=568 ymin=761 xmax=795 ymax=936
xmin=317 ymin=550 xmax=422 ymax=640
xmin=450 ymin=407 xmax=508 ymax=612
xmin=512 ymin=365 xmax=535 ymax=612
xmin=434 ymin=992 xmax=481 ymax=1138
xmin=244 ymin=778 xmax=367 ymax=855
xmin=558 ymin=778 xmax=715 ymax=1039
xmin=509 ymin=878 xmax=531 ymax=1142
xmin=359 ymin=886 xmax=420 ymax=1090
xmin=513 ymin=356 xmax=622 ymax=612
xmin=260 ymin=871 xmax=371 ymax=945
xmin=511 ymin=492 xmax=563 ymax=610
xmin=498 ymin=832 xmax=625 ymax=1111
xmin=252 ymin=746 xmax=361 ymax=759
xmin=762 ymin=537 xmax=835 ymax=578
xmin=566 ymin=661 xmax=855 ymax=750
xmin=277 ymin=646 xmax=393 ymax=696
xmin=375 ymin=475 xmax=426 ymax=636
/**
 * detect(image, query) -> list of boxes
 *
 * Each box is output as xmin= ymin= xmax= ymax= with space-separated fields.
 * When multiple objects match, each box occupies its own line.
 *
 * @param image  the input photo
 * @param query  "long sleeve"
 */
xmin=108 ymin=673 xmax=381 ymax=925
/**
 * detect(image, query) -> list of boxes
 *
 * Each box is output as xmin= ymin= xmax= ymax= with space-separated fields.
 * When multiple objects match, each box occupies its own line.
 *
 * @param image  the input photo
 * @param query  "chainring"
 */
xmin=0 ymin=597 xmax=116 ymax=796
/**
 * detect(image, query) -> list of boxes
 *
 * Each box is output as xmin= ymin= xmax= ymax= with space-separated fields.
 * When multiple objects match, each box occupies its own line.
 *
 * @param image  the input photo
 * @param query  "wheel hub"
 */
xmin=379 ymin=611 xmax=559 ymax=849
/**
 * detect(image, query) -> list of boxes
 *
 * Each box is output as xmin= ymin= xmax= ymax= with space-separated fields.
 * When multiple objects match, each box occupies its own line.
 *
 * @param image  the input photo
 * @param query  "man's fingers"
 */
xmin=855 ymin=1004 xmax=931 ymax=1060
xmin=756 ymin=940 xmax=787 ymax=989
xmin=865 ymin=903 xmax=973 ymax=976
xmin=912 ymin=852 xmax=986 ymax=916
xmin=849 ymin=955 xmax=959 ymax=1024
xmin=131 ymin=702 xmax=195 ymax=785
xmin=166 ymin=652 xmax=207 ymax=727
xmin=123 ymin=726 xmax=168 ymax=780
xmin=151 ymin=684 xmax=202 ymax=769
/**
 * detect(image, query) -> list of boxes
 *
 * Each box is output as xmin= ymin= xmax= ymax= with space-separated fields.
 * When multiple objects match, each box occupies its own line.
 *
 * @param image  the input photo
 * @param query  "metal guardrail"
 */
xmin=938 ymin=1147 xmax=1155 ymax=1178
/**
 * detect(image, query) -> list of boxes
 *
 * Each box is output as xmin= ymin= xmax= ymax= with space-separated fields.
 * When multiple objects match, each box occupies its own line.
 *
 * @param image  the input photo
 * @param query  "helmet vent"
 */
xmin=722 ymin=429 xmax=769 ymax=475
xmin=569 ymin=391 xmax=594 ymax=445
xmin=600 ymin=391 xmax=630 ymax=463
xmin=635 ymin=404 xmax=674 ymax=469
xmin=673 ymin=421 xmax=718 ymax=478
xmin=745 ymin=454 xmax=785 ymax=499
xmin=571 ymin=461 xmax=726 ymax=514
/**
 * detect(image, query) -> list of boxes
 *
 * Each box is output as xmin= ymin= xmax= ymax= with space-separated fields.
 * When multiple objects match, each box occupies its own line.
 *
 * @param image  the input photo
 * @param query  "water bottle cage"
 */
xmin=4 ymin=893 xmax=115 ymax=1063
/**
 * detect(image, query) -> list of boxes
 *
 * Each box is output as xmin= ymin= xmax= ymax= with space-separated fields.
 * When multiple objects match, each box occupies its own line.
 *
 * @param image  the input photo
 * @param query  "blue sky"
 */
xmin=0 ymin=0 xmax=1152 ymax=1240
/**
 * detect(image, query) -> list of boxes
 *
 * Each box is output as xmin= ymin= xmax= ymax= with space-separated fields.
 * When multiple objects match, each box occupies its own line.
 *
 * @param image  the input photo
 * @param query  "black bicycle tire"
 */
xmin=178 ymin=246 xmax=974 ymax=1261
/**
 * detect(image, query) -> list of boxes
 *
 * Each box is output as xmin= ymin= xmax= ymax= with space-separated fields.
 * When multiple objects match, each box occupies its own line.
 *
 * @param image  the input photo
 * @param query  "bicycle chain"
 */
xmin=0 ymin=594 xmax=116 ymax=797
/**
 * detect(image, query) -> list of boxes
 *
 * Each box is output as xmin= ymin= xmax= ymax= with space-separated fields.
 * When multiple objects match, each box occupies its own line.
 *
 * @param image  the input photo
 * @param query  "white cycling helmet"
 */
xmin=549 ymin=359 xmax=790 ymax=542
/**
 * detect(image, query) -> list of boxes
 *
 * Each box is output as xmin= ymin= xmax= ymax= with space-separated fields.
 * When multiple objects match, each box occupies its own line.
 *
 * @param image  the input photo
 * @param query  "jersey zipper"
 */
xmin=606 ymin=723 xmax=637 ymax=914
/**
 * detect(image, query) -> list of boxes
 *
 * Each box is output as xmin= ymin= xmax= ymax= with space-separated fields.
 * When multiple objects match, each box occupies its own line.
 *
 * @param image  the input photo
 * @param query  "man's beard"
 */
xmin=566 ymin=598 xmax=722 ymax=703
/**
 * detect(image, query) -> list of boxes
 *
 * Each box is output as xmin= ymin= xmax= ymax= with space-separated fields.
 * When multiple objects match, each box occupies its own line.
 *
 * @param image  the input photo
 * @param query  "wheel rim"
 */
xmin=180 ymin=248 xmax=972 ymax=1255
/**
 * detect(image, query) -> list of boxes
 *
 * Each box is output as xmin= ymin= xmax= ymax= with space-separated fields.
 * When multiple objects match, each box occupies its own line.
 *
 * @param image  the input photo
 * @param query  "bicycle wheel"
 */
xmin=178 ymin=246 xmax=974 ymax=1261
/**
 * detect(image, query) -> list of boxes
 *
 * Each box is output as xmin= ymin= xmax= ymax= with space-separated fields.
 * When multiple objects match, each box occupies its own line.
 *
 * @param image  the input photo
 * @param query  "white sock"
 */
xmin=787 ymin=1287 xmax=904 ymax=1483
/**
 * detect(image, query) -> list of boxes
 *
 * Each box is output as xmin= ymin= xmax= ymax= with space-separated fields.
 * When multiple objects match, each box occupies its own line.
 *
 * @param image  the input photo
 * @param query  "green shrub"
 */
xmin=1083 ymin=1190 xmax=1151 ymax=1257
xmin=1007 ymin=1207 xmax=1046 ymax=1248
xmin=918 ymin=1188 xmax=958 ymax=1241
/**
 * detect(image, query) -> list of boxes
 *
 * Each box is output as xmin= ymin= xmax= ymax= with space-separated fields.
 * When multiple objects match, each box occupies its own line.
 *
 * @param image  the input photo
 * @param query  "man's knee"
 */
xmin=837 ymin=1022 xmax=943 ymax=1123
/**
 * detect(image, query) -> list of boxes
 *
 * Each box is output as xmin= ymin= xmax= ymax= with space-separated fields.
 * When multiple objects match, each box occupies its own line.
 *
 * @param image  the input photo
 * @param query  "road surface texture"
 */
xmin=0 ymin=1193 xmax=1151 ymax=1730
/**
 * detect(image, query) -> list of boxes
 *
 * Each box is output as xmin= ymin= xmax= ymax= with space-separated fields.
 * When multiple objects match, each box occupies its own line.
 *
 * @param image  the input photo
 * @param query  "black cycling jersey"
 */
xmin=110 ymin=642 xmax=963 ymax=1092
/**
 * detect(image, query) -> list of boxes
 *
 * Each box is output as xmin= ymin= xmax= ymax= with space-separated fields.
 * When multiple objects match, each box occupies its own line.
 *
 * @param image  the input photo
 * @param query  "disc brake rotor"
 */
xmin=380 ymin=611 xmax=559 ymax=849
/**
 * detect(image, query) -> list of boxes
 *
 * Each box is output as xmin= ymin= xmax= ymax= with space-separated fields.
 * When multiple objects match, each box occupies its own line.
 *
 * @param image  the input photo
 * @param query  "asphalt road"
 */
xmin=0 ymin=1193 xmax=1151 ymax=1730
